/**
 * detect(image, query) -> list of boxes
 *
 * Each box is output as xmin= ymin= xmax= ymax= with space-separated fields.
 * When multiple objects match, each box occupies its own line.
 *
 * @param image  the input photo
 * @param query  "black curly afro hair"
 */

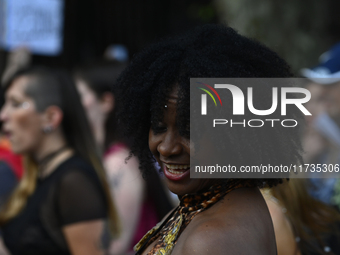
xmin=116 ymin=24 xmax=303 ymax=188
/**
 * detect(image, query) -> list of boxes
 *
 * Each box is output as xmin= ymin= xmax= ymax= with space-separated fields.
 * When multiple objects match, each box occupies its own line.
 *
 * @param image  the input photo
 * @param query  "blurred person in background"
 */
xmin=0 ymin=67 xmax=120 ymax=255
xmin=0 ymin=86 xmax=23 ymax=208
xmin=0 ymin=86 xmax=24 ymax=255
xmin=0 ymin=134 xmax=22 ymax=255
xmin=0 ymin=137 xmax=22 ymax=206
xmin=0 ymin=49 xmax=27 ymax=255
xmin=1 ymin=48 xmax=32 ymax=86
xmin=74 ymin=62 xmax=173 ymax=255
xmin=0 ymin=48 xmax=31 ymax=207
xmin=301 ymin=43 xmax=340 ymax=208
xmin=263 ymin=76 xmax=340 ymax=254
xmin=301 ymin=83 xmax=328 ymax=165
xmin=263 ymin=179 xmax=340 ymax=255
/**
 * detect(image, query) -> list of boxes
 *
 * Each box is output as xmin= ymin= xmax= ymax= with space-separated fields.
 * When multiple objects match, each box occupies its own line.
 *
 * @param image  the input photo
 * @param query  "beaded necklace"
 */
xmin=134 ymin=180 xmax=251 ymax=255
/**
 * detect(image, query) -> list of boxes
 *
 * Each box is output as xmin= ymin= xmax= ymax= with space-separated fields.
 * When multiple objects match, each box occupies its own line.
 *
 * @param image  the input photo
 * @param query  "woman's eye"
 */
xmin=9 ymin=100 xmax=29 ymax=109
xmin=152 ymin=125 xmax=167 ymax=134
xmin=10 ymin=101 xmax=21 ymax=107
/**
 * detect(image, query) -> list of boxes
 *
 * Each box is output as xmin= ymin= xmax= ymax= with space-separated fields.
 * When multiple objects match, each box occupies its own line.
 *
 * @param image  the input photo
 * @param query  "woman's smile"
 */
xmin=163 ymin=163 xmax=190 ymax=181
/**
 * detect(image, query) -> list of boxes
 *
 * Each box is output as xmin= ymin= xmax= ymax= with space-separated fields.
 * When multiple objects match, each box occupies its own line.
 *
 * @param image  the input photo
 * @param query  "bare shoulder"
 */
xmin=264 ymin=195 xmax=298 ymax=255
xmin=104 ymin=146 xmax=139 ymax=171
xmin=104 ymin=145 xmax=140 ymax=182
xmin=104 ymin=145 xmax=142 ymax=190
xmin=265 ymin=197 xmax=290 ymax=229
xmin=180 ymin=218 xmax=274 ymax=255
xmin=175 ymin=187 xmax=277 ymax=255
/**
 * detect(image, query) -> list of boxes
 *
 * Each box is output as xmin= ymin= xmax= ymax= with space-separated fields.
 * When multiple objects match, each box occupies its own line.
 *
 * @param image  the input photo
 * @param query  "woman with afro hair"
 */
xmin=117 ymin=24 xmax=304 ymax=255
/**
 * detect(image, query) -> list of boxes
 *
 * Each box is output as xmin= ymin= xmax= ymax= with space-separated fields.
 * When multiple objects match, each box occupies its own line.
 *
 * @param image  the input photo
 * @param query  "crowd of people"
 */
xmin=0 ymin=23 xmax=340 ymax=255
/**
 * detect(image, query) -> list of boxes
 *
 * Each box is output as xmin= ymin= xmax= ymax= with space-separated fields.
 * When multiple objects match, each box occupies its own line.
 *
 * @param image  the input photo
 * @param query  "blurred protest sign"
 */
xmin=0 ymin=0 xmax=64 ymax=56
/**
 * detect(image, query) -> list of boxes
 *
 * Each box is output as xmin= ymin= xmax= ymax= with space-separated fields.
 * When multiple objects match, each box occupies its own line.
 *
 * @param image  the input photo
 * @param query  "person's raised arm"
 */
xmin=106 ymin=147 xmax=145 ymax=254
xmin=63 ymin=220 xmax=106 ymax=255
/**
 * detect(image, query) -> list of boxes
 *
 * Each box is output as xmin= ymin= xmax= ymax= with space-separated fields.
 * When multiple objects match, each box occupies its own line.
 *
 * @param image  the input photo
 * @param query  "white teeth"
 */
xmin=167 ymin=168 xmax=184 ymax=174
xmin=165 ymin=164 xmax=190 ymax=173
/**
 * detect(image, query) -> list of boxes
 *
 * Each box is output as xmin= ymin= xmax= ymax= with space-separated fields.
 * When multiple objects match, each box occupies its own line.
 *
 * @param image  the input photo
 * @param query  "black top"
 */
xmin=0 ymin=161 xmax=17 ymax=207
xmin=1 ymin=155 xmax=107 ymax=255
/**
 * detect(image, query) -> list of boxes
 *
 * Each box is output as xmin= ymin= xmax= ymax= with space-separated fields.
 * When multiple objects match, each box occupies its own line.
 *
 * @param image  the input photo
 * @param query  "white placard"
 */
xmin=0 ymin=0 xmax=64 ymax=56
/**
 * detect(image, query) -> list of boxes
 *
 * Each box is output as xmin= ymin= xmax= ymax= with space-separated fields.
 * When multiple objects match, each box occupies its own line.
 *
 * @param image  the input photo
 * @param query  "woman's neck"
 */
xmin=32 ymin=132 xmax=73 ymax=178
xmin=38 ymin=148 xmax=74 ymax=179
xmin=92 ymin=121 xmax=105 ymax=153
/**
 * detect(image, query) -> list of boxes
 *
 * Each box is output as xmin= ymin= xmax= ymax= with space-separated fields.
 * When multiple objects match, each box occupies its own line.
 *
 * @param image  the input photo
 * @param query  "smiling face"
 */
xmin=148 ymin=86 xmax=212 ymax=196
xmin=0 ymin=76 xmax=45 ymax=154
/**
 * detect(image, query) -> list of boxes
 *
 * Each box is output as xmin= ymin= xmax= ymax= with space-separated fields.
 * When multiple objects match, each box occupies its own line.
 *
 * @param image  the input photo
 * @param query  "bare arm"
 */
xmin=63 ymin=220 xmax=106 ymax=255
xmin=0 ymin=237 xmax=10 ymax=255
xmin=106 ymin=149 xmax=145 ymax=254
xmin=57 ymin=168 xmax=111 ymax=255
xmin=265 ymin=198 xmax=299 ymax=255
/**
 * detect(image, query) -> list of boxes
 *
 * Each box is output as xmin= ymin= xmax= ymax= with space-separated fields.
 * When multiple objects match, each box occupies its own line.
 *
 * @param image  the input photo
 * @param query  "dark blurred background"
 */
xmin=1 ymin=0 xmax=340 ymax=75
xmin=0 ymin=0 xmax=218 ymax=73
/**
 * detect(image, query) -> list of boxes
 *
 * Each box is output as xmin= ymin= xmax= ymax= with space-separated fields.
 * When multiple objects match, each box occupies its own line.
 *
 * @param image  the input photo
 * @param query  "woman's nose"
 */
xmin=0 ymin=105 xmax=8 ymax=122
xmin=157 ymin=133 xmax=182 ymax=158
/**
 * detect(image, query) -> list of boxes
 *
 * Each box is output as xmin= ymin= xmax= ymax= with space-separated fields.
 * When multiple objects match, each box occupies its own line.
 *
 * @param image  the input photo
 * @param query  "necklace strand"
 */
xmin=38 ymin=146 xmax=68 ymax=178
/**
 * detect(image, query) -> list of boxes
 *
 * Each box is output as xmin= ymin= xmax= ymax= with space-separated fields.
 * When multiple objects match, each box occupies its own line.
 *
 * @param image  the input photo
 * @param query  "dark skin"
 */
xmin=149 ymin=87 xmax=213 ymax=196
xmin=141 ymin=187 xmax=276 ymax=255
xmin=146 ymin=86 xmax=277 ymax=255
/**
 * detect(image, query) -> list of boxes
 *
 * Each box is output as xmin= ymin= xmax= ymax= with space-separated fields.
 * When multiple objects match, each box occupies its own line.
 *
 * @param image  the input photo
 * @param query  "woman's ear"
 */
xmin=100 ymin=92 xmax=115 ymax=114
xmin=42 ymin=106 xmax=64 ymax=131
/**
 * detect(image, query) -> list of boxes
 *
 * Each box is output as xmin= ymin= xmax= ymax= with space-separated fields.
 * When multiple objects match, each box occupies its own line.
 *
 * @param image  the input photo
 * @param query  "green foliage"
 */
xmin=214 ymin=0 xmax=338 ymax=73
